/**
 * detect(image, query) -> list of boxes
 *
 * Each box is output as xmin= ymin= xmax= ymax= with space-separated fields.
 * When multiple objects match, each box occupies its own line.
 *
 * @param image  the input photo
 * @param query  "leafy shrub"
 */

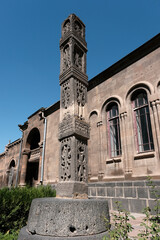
xmin=0 ymin=185 xmax=56 ymax=234
xmin=0 ymin=230 xmax=19 ymax=240
xmin=103 ymin=201 xmax=135 ymax=240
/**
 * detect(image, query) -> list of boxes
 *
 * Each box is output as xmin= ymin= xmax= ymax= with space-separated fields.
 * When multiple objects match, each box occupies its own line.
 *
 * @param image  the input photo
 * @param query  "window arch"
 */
xmin=107 ymin=102 xmax=121 ymax=157
xmin=132 ymin=90 xmax=154 ymax=152
xmin=8 ymin=160 xmax=15 ymax=188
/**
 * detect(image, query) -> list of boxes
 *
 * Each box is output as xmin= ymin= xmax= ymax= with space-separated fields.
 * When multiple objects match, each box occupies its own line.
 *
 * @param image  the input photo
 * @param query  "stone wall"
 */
xmin=0 ymin=139 xmax=21 ymax=188
xmin=0 ymin=153 xmax=5 ymax=188
xmin=87 ymin=44 xmax=160 ymax=181
xmin=44 ymin=107 xmax=60 ymax=184
xmin=88 ymin=180 xmax=160 ymax=213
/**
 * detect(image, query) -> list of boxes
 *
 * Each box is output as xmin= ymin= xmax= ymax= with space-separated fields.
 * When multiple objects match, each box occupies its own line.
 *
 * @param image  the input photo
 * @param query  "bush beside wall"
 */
xmin=0 ymin=186 xmax=56 ymax=234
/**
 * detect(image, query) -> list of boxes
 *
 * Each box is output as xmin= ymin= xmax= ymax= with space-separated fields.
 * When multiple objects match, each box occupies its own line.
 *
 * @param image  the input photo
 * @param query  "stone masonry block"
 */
xmin=124 ymin=181 xmax=133 ymax=186
xmin=116 ymin=182 xmax=124 ymax=186
xmin=112 ymin=198 xmax=129 ymax=212
xmin=149 ymin=187 xmax=160 ymax=199
xmin=133 ymin=181 xmax=145 ymax=187
xmin=152 ymin=181 xmax=160 ymax=186
xmin=124 ymin=187 xmax=136 ymax=198
xmin=137 ymin=187 xmax=148 ymax=199
xmin=148 ymin=199 xmax=157 ymax=215
xmin=129 ymin=199 xmax=147 ymax=213
xmin=97 ymin=187 xmax=106 ymax=196
xmin=88 ymin=187 xmax=96 ymax=197
xmin=107 ymin=187 xmax=115 ymax=197
xmin=115 ymin=187 xmax=123 ymax=197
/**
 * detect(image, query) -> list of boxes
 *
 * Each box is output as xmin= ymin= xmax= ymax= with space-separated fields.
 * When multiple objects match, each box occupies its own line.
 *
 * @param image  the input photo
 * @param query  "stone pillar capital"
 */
xmin=97 ymin=121 xmax=103 ymax=127
xmin=22 ymin=148 xmax=30 ymax=155
xmin=120 ymin=111 xmax=127 ymax=119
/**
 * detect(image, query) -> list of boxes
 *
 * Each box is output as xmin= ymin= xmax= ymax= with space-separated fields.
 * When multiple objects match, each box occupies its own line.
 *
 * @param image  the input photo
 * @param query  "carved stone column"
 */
xmin=57 ymin=14 xmax=90 ymax=198
xmin=19 ymin=148 xmax=30 ymax=186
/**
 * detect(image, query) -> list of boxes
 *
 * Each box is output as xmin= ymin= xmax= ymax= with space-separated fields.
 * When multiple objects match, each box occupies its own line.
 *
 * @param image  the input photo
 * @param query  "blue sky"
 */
xmin=0 ymin=0 xmax=159 ymax=152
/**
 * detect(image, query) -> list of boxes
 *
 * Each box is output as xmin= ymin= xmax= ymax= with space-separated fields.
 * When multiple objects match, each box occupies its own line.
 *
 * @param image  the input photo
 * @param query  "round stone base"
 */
xmin=18 ymin=198 xmax=110 ymax=240
xmin=18 ymin=226 xmax=109 ymax=240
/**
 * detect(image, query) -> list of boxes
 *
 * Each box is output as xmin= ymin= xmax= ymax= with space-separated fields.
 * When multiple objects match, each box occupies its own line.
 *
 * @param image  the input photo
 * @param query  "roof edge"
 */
xmin=88 ymin=33 xmax=160 ymax=91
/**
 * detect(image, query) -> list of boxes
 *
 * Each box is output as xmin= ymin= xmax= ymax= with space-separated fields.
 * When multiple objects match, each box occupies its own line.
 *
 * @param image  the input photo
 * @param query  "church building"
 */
xmin=0 ymin=14 xmax=160 ymax=212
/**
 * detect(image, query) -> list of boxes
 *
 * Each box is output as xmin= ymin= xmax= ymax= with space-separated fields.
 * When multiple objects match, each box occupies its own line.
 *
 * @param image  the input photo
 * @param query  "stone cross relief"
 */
xmin=76 ymin=80 xmax=86 ymax=118
xmin=77 ymin=140 xmax=87 ymax=182
xmin=61 ymin=80 xmax=70 ymax=109
xmin=63 ymin=21 xmax=70 ymax=34
xmin=63 ymin=45 xmax=71 ymax=71
xmin=74 ymin=21 xmax=82 ymax=36
xmin=60 ymin=138 xmax=71 ymax=181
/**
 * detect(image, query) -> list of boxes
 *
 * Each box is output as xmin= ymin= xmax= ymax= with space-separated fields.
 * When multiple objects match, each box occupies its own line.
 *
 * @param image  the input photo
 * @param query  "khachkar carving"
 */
xmin=76 ymin=79 xmax=86 ymax=106
xmin=59 ymin=114 xmax=90 ymax=140
xmin=61 ymin=79 xmax=70 ymax=109
xmin=60 ymin=137 xmax=72 ymax=181
xmin=60 ymin=14 xmax=87 ymax=79
xmin=76 ymin=139 xmax=87 ymax=182
xmin=62 ymin=14 xmax=84 ymax=39
xmin=63 ymin=19 xmax=70 ymax=35
xmin=58 ymin=14 xmax=89 ymax=198
xmin=63 ymin=44 xmax=71 ymax=71
xmin=74 ymin=47 xmax=83 ymax=71
xmin=74 ymin=20 xmax=82 ymax=36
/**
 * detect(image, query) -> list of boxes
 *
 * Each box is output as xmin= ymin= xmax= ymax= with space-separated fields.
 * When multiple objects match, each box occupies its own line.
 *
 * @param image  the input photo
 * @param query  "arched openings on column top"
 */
xmin=126 ymin=82 xmax=154 ymax=101
xmin=26 ymin=128 xmax=40 ymax=150
xmin=62 ymin=14 xmax=85 ymax=39
xmin=63 ymin=19 xmax=71 ymax=35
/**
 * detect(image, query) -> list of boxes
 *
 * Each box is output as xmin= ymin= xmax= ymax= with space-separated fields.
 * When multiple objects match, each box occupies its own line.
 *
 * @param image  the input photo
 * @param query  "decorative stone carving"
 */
xmin=76 ymin=80 xmax=86 ymax=106
xmin=61 ymin=80 xmax=70 ymax=109
xmin=74 ymin=47 xmax=83 ymax=71
xmin=74 ymin=20 xmax=82 ymax=37
xmin=63 ymin=45 xmax=71 ymax=71
xmin=60 ymin=137 xmax=72 ymax=181
xmin=75 ymin=118 xmax=90 ymax=138
xmin=63 ymin=20 xmax=70 ymax=35
xmin=59 ymin=116 xmax=90 ymax=140
xmin=76 ymin=140 xmax=87 ymax=182
xmin=59 ymin=112 xmax=73 ymax=137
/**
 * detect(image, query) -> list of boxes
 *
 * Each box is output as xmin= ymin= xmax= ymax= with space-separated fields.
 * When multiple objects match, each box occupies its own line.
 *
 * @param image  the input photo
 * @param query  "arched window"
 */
xmin=132 ymin=90 xmax=154 ymax=152
xmin=107 ymin=103 xmax=121 ymax=157
xmin=8 ymin=160 xmax=15 ymax=188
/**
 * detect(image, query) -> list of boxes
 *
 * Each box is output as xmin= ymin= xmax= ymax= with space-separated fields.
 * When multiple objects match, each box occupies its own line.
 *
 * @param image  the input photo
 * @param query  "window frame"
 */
xmin=107 ymin=102 xmax=122 ymax=158
xmin=132 ymin=90 xmax=154 ymax=153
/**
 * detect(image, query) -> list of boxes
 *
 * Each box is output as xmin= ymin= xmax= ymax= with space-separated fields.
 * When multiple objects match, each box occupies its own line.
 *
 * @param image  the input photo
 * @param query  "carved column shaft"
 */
xmin=57 ymin=14 xmax=89 ymax=198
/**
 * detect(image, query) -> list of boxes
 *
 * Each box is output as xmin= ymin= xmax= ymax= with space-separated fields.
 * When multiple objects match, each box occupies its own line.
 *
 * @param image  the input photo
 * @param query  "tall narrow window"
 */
xmin=132 ymin=90 xmax=154 ymax=152
xmin=107 ymin=103 xmax=121 ymax=157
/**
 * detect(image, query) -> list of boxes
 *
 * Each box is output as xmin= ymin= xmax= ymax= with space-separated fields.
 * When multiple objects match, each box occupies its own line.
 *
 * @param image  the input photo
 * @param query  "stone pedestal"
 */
xmin=56 ymin=181 xmax=88 ymax=198
xmin=18 ymin=198 xmax=110 ymax=240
